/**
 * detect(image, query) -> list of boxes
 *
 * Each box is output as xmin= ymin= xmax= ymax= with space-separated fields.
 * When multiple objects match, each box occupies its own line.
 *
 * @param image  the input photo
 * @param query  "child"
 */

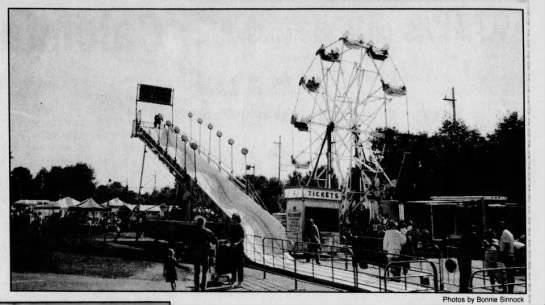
xmin=164 ymin=248 xmax=184 ymax=291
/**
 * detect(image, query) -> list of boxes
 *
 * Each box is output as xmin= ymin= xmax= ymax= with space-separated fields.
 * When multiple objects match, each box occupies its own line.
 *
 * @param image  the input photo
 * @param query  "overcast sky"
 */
xmin=9 ymin=9 xmax=524 ymax=193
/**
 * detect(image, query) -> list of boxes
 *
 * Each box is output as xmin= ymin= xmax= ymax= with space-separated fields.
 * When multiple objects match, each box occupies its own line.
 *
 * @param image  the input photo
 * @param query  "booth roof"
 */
xmin=117 ymin=204 xmax=160 ymax=213
xmin=103 ymin=197 xmax=128 ymax=207
xmin=140 ymin=204 xmax=161 ymax=212
xmin=57 ymin=196 xmax=80 ymax=209
xmin=74 ymin=198 xmax=105 ymax=210
xmin=13 ymin=199 xmax=52 ymax=206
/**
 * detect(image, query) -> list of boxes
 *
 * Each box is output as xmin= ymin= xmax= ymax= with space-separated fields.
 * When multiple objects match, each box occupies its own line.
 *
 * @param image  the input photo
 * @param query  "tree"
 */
xmin=286 ymin=170 xmax=305 ymax=187
xmin=432 ymin=119 xmax=487 ymax=196
xmin=31 ymin=168 xmax=49 ymax=199
xmin=63 ymin=163 xmax=96 ymax=200
xmin=10 ymin=166 xmax=33 ymax=202
xmin=370 ymin=128 xmax=431 ymax=200
xmin=284 ymin=166 xmax=338 ymax=189
xmin=486 ymin=112 xmax=525 ymax=204
xmin=27 ymin=163 xmax=97 ymax=201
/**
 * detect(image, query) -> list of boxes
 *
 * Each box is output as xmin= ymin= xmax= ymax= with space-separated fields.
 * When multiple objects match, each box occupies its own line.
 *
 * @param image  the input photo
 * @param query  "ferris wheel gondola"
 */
xmin=290 ymin=32 xmax=409 ymax=202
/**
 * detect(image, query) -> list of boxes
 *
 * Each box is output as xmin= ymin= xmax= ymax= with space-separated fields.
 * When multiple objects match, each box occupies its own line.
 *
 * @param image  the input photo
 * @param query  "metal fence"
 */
xmin=470 ymin=266 xmax=526 ymax=293
xmin=244 ymin=234 xmax=439 ymax=292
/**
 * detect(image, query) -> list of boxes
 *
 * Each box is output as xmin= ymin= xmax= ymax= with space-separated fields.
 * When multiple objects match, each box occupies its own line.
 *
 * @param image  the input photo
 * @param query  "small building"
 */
xmin=13 ymin=199 xmax=52 ymax=208
xmin=403 ymin=195 xmax=523 ymax=241
xmin=284 ymin=187 xmax=342 ymax=246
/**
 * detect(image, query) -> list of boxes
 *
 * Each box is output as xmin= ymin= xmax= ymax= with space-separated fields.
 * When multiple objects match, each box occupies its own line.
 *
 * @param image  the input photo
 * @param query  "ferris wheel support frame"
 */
xmin=307 ymin=121 xmax=335 ymax=189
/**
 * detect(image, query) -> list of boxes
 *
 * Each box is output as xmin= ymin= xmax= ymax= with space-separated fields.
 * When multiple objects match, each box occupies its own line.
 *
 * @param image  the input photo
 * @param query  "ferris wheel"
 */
xmin=290 ymin=32 xmax=409 ymax=197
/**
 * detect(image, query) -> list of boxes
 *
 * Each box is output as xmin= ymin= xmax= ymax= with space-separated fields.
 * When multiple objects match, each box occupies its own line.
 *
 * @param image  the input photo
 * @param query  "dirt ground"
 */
xmin=12 ymin=261 xmax=339 ymax=292
xmin=11 ymin=235 xmax=339 ymax=292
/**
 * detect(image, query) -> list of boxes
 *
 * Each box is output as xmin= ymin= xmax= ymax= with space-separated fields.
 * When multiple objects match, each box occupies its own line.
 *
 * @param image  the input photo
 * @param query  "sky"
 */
xmin=9 ymin=9 xmax=524 ymax=193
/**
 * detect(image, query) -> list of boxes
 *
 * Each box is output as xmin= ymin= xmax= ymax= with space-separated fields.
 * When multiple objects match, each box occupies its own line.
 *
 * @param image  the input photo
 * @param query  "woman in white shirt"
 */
xmin=383 ymin=220 xmax=406 ymax=279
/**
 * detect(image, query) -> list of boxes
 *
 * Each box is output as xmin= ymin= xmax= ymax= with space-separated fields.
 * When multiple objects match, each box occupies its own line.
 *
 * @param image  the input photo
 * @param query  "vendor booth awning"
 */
xmin=56 ymin=196 xmax=80 ymax=209
xmin=102 ymin=197 xmax=128 ymax=208
xmin=73 ymin=198 xmax=105 ymax=210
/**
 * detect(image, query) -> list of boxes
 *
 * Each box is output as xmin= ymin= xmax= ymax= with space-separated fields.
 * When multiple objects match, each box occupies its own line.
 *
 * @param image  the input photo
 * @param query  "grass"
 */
xmin=46 ymin=251 xmax=154 ymax=278
xmin=11 ymin=231 xmax=163 ymax=277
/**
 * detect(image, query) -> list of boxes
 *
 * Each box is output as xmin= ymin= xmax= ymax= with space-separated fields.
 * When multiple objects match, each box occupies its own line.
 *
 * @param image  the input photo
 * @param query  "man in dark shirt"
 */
xmin=457 ymin=224 xmax=481 ymax=292
xmin=230 ymin=213 xmax=245 ymax=287
xmin=305 ymin=218 xmax=321 ymax=265
xmin=191 ymin=216 xmax=217 ymax=291
xmin=154 ymin=113 xmax=163 ymax=128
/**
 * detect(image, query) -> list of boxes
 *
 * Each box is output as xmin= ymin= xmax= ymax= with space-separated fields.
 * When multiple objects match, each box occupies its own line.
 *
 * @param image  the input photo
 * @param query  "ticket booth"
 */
xmin=284 ymin=187 xmax=342 ymax=247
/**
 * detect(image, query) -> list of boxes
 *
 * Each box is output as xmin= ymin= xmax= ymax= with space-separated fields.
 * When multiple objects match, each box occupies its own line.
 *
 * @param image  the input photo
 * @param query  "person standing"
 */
xmin=112 ymin=215 xmax=122 ymax=242
xmin=190 ymin=216 xmax=217 ymax=291
xmin=483 ymin=232 xmax=500 ymax=292
xmin=305 ymin=218 xmax=321 ymax=265
xmin=399 ymin=221 xmax=414 ymax=275
xmin=499 ymin=221 xmax=515 ymax=293
xmin=154 ymin=113 xmax=163 ymax=128
xmin=457 ymin=224 xmax=481 ymax=292
xmin=135 ymin=215 xmax=144 ymax=242
xmin=230 ymin=213 xmax=245 ymax=287
xmin=383 ymin=220 xmax=406 ymax=280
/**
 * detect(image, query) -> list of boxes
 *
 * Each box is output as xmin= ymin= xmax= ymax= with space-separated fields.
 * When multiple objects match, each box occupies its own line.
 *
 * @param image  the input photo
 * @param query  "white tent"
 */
xmin=56 ymin=196 xmax=80 ymax=209
xmin=70 ymin=198 xmax=106 ymax=220
xmin=103 ymin=197 xmax=127 ymax=208
xmin=74 ymin=198 xmax=105 ymax=210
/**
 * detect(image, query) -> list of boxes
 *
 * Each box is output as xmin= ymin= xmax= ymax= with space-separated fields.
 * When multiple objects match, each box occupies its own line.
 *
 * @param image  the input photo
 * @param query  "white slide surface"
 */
xmin=141 ymin=126 xmax=287 ymax=256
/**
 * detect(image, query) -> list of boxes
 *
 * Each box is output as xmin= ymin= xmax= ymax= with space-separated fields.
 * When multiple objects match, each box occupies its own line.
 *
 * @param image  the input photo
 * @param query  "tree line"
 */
xmin=9 ymin=163 xmax=180 ymax=206
xmin=377 ymin=112 xmax=524 ymax=204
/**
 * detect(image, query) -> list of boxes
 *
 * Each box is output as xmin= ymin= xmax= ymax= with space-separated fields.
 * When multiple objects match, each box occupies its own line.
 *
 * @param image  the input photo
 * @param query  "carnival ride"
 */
xmin=290 ymin=32 xmax=409 ymax=217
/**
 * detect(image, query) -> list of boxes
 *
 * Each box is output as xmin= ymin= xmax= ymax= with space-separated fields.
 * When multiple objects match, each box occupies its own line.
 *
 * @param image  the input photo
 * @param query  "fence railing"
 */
xmin=384 ymin=259 xmax=439 ymax=292
xmin=244 ymin=234 xmax=439 ymax=292
xmin=469 ymin=266 xmax=526 ymax=293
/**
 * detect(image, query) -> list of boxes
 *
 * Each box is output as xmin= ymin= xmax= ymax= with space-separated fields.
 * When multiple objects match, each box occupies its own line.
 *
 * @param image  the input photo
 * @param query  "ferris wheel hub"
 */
xmin=327 ymin=122 xmax=335 ymax=132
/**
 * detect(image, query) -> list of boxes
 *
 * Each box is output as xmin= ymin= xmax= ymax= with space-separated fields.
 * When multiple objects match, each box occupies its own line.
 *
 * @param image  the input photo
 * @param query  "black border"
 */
xmin=7 ymin=7 xmax=528 ymax=294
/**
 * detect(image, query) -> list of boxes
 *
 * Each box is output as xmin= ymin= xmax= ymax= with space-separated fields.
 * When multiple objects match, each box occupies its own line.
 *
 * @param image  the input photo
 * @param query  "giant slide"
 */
xmin=133 ymin=122 xmax=287 ymax=253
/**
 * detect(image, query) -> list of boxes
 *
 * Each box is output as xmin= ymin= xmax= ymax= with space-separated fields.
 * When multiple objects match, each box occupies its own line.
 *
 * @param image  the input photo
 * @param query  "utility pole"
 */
xmin=443 ymin=87 xmax=456 ymax=125
xmin=273 ymin=136 xmax=282 ymax=180
xmin=153 ymin=171 xmax=157 ymax=192
xmin=138 ymin=145 xmax=147 ymax=204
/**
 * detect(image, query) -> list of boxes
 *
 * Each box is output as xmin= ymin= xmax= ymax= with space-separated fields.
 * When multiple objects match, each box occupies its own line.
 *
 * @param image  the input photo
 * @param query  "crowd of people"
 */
xmin=378 ymin=217 xmax=523 ymax=292
xmin=310 ymin=215 xmax=524 ymax=292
